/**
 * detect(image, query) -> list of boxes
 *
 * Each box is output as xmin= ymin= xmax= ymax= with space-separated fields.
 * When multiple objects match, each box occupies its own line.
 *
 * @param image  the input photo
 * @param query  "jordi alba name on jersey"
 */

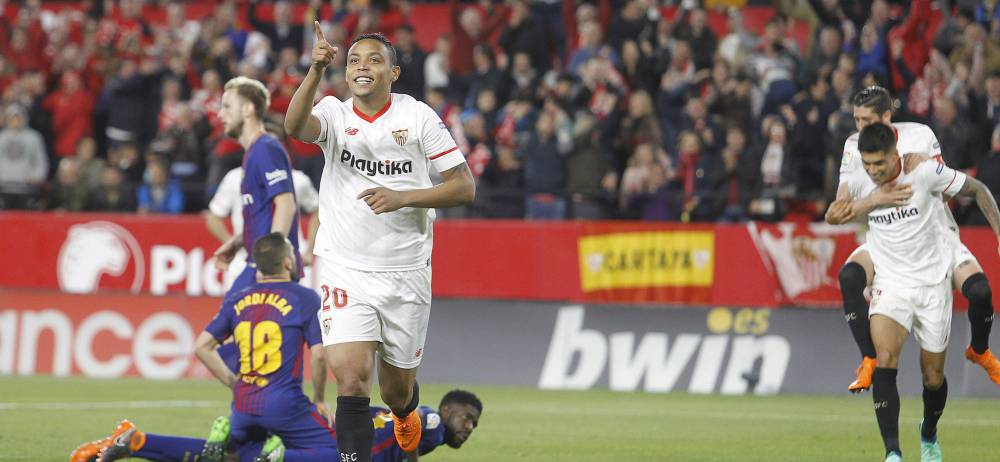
xmin=847 ymin=161 xmax=966 ymax=287
xmin=310 ymin=93 xmax=465 ymax=271
xmin=206 ymin=281 xmax=322 ymax=416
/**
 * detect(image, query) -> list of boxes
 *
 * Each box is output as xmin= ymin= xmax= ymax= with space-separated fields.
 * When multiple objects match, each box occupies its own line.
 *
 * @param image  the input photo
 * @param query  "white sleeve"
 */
xmin=922 ymin=125 xmax=943 ymax=159
xmin=208 ymin=169 xmax=240 ymax=218
xmin=292 ymin=170 xmax=319 ymax=213
xmin=923 ymin=161 xmax=967 ymax=197
xmin=845 ymin=170 xmax=866 ymax=201
xmin=418 ymin=103 xmax=465 ymax=172
xmin=310 ymin=96 xmax=342 ymax=148
xmin=839 ymin=136 xmax=861 ymax=184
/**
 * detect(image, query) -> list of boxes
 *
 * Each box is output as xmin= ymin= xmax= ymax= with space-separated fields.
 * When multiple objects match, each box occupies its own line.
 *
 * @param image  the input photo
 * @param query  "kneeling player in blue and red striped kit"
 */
xmin=84 ymin=232 xmax=336 ymax=462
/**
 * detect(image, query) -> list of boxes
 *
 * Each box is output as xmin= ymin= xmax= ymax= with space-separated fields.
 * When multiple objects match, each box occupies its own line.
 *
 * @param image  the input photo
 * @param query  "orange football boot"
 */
xmin=965 ymin=346 xmax=1000 ymax=385
xmin=849 ymin=356 xmax=877 ymax=393
xmin=98 ymin=420 xmax=145 ymax=462
xmin=392 ymin=411 xmax=422 ymax=453
xmin=69 ymin=436 xmax=111 ymax=462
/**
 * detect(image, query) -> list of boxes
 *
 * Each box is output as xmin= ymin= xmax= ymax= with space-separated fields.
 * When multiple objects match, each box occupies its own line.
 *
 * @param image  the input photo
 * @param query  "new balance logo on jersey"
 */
xmin=345 ymin=127 xmax=359 ymax=135
xmin=340 ymin=149 xmax=413 ymax=176
xmin=265 ymin=169 xmax=288 ymax=185
xmin=868 ymin=207 xmax=919 ymax=225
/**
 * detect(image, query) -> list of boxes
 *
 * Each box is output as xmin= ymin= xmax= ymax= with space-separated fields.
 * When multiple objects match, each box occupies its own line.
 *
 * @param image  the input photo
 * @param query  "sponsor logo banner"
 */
xmin=420 ymin=300 xmax=996 ymax=396
xmin=0 ymin=290 xmax=217 ymax=379
xmin=1 ymin=213 xmax=996 ymax=308
xmin=578 ymin=231 xmax=714 ymax=292
xmin=4 ymin=293 xmax=998 ymax=396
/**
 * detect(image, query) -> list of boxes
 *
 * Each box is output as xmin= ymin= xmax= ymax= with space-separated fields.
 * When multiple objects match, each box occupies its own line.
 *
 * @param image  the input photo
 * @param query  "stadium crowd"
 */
xmin=1 ymin=0 xmax=999 ymax=222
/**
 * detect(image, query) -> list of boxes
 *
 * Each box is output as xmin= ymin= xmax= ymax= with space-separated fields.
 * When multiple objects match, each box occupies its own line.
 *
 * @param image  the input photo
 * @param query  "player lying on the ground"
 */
xmin=69 ymin=389 xmax=482 ymax=462
xmin=844 ymin=123 xmax=1000 ymax=462
xmin=827 ymin=85 xmax=1000 ymax=393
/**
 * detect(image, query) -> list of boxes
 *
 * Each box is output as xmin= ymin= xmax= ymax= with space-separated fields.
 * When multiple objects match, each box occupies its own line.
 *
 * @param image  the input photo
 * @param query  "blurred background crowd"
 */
xmin=1 ymin=0 xmax=999 ymax=223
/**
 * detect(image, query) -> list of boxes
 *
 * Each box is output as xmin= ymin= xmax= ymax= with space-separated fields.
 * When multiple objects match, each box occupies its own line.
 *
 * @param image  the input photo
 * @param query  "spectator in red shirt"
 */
xmin=8 ymin=27 xmax=44 ymax=73
xmin=44 ymin=71 xmax=94 ymax=158
xmin=886 ymin=0 xmax=938 ymax=94
xmin=448 ymin=0 xmax=508 ymax=78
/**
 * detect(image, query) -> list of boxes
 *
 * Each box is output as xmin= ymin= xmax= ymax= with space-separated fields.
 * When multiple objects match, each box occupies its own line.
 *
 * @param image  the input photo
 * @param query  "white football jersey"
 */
xmin=847 ymin=160 xmax=967 ymax=287
xmin=840 ymin=122 xmax=959 ymax=234
xmin=310 ymin=93 xmax=465 ymax=271
xmin=209 ymin=166 xmax=319 ymax=232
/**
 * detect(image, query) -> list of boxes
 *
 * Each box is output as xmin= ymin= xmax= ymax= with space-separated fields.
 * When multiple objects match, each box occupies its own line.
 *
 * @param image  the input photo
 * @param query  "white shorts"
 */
xmin=317 ymin=260 xmax=431 ymax=368
xmin=851 ymin=237 xmax=978 ymax=274
xmin=943 ymin=231 xmax=978 ymax=271
xmin=869 ymin=276 xmax=953 ymax=353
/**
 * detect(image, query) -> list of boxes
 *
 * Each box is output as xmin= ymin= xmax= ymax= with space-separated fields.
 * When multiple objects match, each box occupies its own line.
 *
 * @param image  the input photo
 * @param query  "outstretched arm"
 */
xmin=957 ymin=177 xmax=1000 ymax=250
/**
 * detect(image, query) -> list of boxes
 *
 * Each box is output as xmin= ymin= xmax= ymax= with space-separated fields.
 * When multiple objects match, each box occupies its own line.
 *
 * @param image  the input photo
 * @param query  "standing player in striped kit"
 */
xmin=213 ymin=77 xmax=303 ymax=294
xmin=285 ymin=23 xmax=476 ymax=462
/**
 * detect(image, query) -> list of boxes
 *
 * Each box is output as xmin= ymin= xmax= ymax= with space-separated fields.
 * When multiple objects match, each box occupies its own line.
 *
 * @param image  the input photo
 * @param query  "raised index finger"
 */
xmin=314 ymin=20 xmax=326 ymax=43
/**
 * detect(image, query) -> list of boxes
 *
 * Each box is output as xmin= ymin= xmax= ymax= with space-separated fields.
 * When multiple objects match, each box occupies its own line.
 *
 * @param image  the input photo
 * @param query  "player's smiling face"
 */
xmin=441 ymin=403 xmax=480 ymax=448
xmin=861 ymin=148 xmax=899 ymax=185
xmin=346 ymin=39 xmax=399 ymax=99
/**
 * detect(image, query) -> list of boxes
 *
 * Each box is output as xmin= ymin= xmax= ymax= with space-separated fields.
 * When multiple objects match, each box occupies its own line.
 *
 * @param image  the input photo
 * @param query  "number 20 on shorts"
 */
xmin=321 ymin=285 xmax=348 ymax=311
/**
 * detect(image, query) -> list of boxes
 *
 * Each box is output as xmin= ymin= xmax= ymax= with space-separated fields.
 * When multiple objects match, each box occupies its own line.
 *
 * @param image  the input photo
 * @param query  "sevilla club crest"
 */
xmin=392 ymin=129 xmax=408 ymax=147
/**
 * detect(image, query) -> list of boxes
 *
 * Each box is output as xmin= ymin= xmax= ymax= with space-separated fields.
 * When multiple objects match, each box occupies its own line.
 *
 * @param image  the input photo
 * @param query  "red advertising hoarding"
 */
xmin=0 ymin=212 xmax=997 ymax=308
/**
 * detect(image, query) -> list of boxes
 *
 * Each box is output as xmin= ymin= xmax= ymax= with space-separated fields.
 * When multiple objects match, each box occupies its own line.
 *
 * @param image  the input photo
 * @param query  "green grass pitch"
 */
xmin=2 ymin=376 xmax=999 ymax=461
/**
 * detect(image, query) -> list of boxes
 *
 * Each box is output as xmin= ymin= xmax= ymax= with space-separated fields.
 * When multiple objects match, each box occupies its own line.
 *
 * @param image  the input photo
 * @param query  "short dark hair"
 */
xmin=440 ymin=389 xmax=482 ymax=414
xmin=352 ymin=32 xmax=398 ymax=66
xmin=858 ymin=122 xmax=896 ymax=155
xmin=852 ymin=85 xmax=893 ymax=115
xmin=252 ymin=232 xmax=292 ymax=276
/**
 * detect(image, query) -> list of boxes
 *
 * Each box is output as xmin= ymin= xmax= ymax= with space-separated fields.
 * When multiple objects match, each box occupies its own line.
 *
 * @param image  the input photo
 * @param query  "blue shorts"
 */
xmin=230 ymin=405 xmax=338 ymax=462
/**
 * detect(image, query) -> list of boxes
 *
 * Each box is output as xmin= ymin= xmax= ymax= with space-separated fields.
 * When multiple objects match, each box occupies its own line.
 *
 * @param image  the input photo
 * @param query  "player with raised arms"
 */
xmin=284 ymin=21 xmax=476 ymax=462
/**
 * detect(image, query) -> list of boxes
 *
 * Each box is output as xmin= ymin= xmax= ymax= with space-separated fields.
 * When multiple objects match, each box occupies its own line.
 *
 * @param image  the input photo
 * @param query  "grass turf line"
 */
xmin=2 ymin=376 xmax=999 ymax=461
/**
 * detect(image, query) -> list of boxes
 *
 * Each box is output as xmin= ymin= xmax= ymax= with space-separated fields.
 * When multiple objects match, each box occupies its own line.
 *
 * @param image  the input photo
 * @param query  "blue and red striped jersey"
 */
xmin=206 ymin=280 xmax=322 ymax=416
xmin=241 ymin=133 xmax=302 ymax=274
